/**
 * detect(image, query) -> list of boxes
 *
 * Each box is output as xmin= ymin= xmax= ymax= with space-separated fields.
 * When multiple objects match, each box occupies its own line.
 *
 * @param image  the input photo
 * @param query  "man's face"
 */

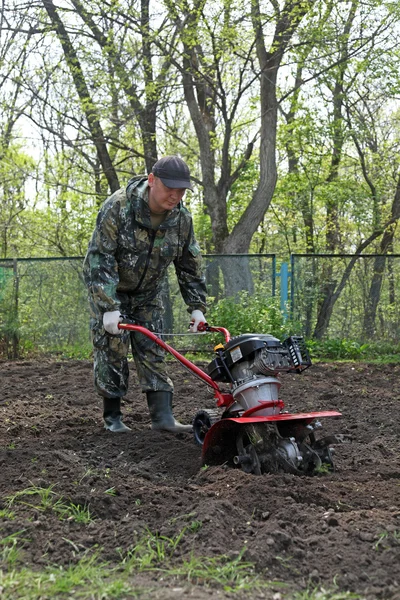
xmin=148 ymin=174 xmax=186 ymax=214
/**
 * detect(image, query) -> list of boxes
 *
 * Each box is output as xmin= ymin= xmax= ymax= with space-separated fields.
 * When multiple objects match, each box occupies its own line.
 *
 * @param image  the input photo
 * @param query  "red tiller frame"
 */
xmin=118 ymin=322 xmax=233 ymax=406
xmin=241 ymin=400 xmax=285 ymax=417
xmin=118 ymin=322 xmax=342 ymax=424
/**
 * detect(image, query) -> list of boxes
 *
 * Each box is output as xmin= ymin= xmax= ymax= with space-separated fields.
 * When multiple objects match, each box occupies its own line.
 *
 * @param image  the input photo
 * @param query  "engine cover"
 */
xmin=206 ymin=333 xmax=311 ymax=382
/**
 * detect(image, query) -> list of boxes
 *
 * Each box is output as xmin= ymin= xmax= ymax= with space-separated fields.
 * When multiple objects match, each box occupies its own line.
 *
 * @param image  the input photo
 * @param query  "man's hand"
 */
xmin=103 ymin=310 xmax=122 ymax=335
xmin=189 ymin=310 xmax=206 ymax=333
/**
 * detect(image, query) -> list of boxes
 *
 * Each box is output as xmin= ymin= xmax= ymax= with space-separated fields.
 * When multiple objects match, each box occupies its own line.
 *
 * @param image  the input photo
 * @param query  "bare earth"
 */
xmin=0 ymin=355 xmax=399 ymax=599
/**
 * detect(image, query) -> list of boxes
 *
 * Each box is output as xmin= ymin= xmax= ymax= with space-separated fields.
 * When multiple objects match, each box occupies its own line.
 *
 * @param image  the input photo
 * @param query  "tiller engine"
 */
xmin=119 ymin=322 xmax=346 ymax=476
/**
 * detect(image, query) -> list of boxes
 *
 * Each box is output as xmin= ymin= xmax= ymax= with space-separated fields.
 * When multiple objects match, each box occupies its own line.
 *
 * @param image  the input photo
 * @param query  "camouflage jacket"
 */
xmin=83 ymin=176 xmax=207 ymax=315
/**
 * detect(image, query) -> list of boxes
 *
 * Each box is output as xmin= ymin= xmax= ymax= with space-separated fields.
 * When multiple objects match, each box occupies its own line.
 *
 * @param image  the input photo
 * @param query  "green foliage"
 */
xmin=308 ymin=338 xmax=400 ymax=361
xmin=207 ymin=290 xmax=295 ymax=339
xmin=0 ymin=142 xmax=37 ymax=259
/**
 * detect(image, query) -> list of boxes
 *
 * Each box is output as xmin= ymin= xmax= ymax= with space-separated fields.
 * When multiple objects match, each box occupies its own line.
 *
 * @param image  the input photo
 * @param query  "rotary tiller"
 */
xmin=119 ymin=321 xmax=346 ymax=476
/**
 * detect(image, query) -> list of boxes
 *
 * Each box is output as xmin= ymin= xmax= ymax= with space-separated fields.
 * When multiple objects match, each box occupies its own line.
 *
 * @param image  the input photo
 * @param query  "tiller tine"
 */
xmin=202 ymin=412 xmax=345 ymax=476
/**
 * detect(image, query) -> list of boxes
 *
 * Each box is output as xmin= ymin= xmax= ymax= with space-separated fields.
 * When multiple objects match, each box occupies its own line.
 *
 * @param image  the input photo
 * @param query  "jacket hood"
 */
xmin=126 ymin=175 xmax=148 ymax=200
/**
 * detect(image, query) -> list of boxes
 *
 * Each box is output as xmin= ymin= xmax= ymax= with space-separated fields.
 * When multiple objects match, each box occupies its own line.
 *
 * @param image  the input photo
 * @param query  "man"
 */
xmin=83 ymin=155 xmax=207 ymax=433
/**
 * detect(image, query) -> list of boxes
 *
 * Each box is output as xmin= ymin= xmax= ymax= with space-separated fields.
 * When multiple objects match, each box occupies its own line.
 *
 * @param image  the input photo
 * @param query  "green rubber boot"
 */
xmin=146 ymin=391 xmax=192 ymax=433
xmin=103 ymin=398 xmax=131 ymax=433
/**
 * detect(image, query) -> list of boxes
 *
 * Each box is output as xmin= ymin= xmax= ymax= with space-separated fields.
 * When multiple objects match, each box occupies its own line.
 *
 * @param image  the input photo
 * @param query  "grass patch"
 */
xmin=5 ymin=484 xmax=95 ymax=523
xmin=0 ymin=529 xmax=279 ymax=598
xmin=118 ymin=528 xmax=282 ymax=594
xmin=292 ymin=587 xmax=364 ymax=599
xmin=169 ymin=548 xmax=279 ymax=593
xmin=0 ymin=528 xmax=368 ymax=599
xmin=0 ymin=531 xmax=27 ymax=567
xmin=308 ymin=338 xmax=400 ymax=362
xmin=0 ymin=509 xmax=16 ymax=520
xmin=5 ymin=484 xmax=61 ymax=512
xmin=0 ymin=553 xmax=145 ymax=599
xmin=54 ymin=501 xmax=94 ymax=524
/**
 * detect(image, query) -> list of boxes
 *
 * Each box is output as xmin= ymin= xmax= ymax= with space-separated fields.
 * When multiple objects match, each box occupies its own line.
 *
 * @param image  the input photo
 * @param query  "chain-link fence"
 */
xmin=0 ymin=255 xmax=276 ymax=358
xmin=0 ymin=258 xmax=90 ymax=358
xmin=291 ymin=254 xmax=400 ymax=343
xmin=2 ymin=253 xmax=398 ymax=358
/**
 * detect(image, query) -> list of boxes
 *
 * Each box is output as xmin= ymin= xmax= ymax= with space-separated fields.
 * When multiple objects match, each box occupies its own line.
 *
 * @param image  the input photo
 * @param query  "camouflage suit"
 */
xmin=83 ymin=176 xmax=207 ymax=400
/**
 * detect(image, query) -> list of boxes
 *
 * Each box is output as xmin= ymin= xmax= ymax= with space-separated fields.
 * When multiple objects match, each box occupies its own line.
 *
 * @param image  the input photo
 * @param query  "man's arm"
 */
xmin=83 ymin=192 xmax=122 ymax=314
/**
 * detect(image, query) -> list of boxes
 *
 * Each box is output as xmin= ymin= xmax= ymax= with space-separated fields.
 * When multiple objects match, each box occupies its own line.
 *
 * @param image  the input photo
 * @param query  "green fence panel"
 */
xmin=0 ymin=258 xmax=90 ymax=356
xmin=0 ymin=254 xmax=276 ymax=357
xmin=291 ymin=254 xmax=400 ymax=342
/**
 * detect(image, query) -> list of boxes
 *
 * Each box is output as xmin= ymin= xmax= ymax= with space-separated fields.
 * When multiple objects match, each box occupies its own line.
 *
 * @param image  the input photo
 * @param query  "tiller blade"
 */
xmin=201 ymin=412 xmax=349 ymax=476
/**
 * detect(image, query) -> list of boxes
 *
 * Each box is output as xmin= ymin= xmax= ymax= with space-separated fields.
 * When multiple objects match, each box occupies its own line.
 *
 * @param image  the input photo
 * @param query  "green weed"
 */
xmin=55 ymin=501 xmax=94 ymax=524
xmin=170 ymin=547 xmax=280 ymax=593
xmin=374 ymin=529 xmax=399 ymax=551
xmin=188 ymin=520 xmax=202 ymax=533
xmin=5 ymin=484 xmax=60 ymax=512
xmin=0 ymin=531 xmax=26 ymax=567
xmin=0 ymin=508 xmax=16 ymax=520
xmin=314 ymin=462 xmax=332 ymax=475
xmin=4 ymin=485 xmax=94 ymax=523
xmin=168 ymin=510 xmax=198 ymax=525
xmin=77 ymin=467 xmax=98 ymax=483
xmin=292 ymin=586 xmax=363 ymax=599
xmin=120 ymin=528 xmax=186 ymax=572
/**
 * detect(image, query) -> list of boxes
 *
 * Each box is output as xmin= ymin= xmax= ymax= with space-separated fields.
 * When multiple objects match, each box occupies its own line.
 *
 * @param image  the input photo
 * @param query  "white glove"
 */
xmin=189 ymin=310 xmax=206 ymax=333
xmin=103 ymin=310 xmax=122 ymax=335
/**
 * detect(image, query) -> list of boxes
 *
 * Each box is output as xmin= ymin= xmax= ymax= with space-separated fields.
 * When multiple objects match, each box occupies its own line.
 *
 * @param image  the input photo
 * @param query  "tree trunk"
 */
xmin=312 ymin=1 xmax=358 ymax=338
xmin=42 ymin=0 xmax=120 ymax=193
xmin=170 ymin=0 xmax=313 ymax=298
xmin=363 ymin=174 xmax=400 ymax=338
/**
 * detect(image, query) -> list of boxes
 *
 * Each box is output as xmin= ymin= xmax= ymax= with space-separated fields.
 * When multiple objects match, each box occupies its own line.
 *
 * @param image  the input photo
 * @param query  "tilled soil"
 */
xmin=0 ymin=356 xmax=399 ymax=599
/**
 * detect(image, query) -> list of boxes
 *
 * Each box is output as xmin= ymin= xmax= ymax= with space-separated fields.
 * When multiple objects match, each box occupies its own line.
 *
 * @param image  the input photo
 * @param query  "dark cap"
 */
xmin=152 ymin=155 xmax=193 ymax=190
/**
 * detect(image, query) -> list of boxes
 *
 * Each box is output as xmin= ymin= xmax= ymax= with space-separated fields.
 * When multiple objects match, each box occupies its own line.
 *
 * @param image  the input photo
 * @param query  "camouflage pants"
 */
xmin=91 ymin=294 xmax=173 ymax=399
